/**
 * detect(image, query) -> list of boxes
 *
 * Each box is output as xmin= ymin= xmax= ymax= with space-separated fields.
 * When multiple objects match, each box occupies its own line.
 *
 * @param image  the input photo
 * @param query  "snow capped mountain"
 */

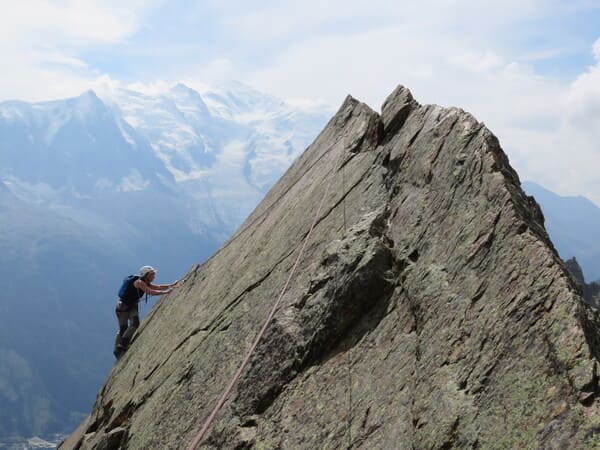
xmin=0 ymin=81 xmax=330 ymax=233
xmin=105 ymin=82 xmax=331 ymax=230
xmin=112 ymin=81 xmax=330 ymax=187
xmin=112 ymin=85 xmax=229 ymax=183
xmin=0 ymin=90 xmax=171 ymax=202
xmin=199 ymin=80 xmax=287 ymax=120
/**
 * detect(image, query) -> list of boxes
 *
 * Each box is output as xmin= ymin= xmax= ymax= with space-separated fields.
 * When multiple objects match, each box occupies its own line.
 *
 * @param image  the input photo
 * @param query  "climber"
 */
xmin=113 ymin=265 xmax=179 ymax=359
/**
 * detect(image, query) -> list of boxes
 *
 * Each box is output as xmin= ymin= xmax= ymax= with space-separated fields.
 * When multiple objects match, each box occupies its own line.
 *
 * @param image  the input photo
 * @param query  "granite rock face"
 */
xmin=61 ymin=86 xmax=600 ymax=449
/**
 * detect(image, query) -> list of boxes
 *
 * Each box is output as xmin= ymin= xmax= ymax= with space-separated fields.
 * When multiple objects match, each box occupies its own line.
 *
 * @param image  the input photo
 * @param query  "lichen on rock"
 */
xmin=60 ymin=85 xmax=600 ymax=450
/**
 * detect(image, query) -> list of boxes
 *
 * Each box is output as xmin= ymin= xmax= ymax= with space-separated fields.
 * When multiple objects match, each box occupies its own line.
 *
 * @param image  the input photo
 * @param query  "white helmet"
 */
xmin=138 ymin=265 xmax=156 ymax=278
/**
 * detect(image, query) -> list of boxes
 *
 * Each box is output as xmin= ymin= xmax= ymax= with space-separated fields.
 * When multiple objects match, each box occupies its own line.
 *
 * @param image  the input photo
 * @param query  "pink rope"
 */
xmin=188 ymin=146 xmax=344 ymax=449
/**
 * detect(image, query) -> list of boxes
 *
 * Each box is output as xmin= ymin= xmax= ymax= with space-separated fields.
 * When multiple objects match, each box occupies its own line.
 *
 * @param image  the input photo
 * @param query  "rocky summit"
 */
xmin=61 ymin=86 xmax=600 ymax=449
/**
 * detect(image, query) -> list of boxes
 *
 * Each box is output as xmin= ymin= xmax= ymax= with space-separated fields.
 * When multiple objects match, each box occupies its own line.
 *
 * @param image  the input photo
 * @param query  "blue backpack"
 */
xmin=118 ymin=275 xmax=147 ymax=306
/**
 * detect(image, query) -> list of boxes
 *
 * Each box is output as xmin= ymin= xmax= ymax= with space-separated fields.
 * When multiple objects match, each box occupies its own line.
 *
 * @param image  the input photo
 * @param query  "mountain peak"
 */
xmin=171 ymin=82 xmax=195 ymax=93
xmin=66 ymin=89 xmax=108 ymax=118
xmin=169 ymin=82 xmax=199 ymax=99
xmin=168 ymin=82 xmax=210 ymax=114
xmin=62 ymin=85 xmax=600 ymax=449
xmin=74 ymin=89 xmax=103 ymax=106
xmin=381 ymin=84 xmax=419 ymax=133
xmin=80 ymin=89 xmax=98 ymax=99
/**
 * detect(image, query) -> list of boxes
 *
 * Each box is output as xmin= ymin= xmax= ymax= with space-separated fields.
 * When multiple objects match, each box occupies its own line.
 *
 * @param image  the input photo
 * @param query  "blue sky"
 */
xmin=2 ymin=0 xmax=600 ymax=202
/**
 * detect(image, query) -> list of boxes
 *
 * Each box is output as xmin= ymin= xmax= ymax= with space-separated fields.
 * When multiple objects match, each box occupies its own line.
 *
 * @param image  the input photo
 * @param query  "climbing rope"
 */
xmin=187 ymin=144 xmax=348 ymax=450
xmin=347 ymin=350 xmax=353 ymax=449
xmin=342 ymin=160 xmax=353 ymax=450
xmin=197 ymin=140 xmax=343 ymax=268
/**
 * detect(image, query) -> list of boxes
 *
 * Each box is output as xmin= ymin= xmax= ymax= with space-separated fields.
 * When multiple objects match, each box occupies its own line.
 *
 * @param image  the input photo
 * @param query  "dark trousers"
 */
xmin=115 ymin=301 xmax=140 ymax=349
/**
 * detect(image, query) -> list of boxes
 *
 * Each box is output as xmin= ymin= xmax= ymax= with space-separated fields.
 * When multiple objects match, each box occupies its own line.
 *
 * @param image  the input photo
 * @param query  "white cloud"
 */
xmin=247 ymin=26 xmax=561 ymax=123
xmin=0 ymin=1 xmax=159 ymax=101
xmin=221 ymin=0 xmax=545 ymax=44
xmin=0 ymin=2 xmax=137 ymax=45
xmin=235 ymin=2 xmax=599 ymax=204
xmin=538 ymin=38 xmax=600 ymax=201
xmin=594 ymin=38 xmax=600 ymax=61
xmin=567 ymin=38 xmax=600 ymax=124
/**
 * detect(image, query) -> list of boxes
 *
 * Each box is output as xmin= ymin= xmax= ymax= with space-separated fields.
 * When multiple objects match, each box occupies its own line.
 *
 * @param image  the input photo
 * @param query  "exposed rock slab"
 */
xmin=61 ymin=86 xmax=600 ymax=449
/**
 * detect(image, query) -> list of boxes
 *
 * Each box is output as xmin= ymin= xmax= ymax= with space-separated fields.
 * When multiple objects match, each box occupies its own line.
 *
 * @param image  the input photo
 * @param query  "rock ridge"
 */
xmin=62 ymin=85 xmax=600 ymax=449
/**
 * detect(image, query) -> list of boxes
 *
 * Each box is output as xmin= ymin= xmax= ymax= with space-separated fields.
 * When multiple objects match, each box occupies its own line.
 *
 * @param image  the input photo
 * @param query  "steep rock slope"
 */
xmin=64 ymin=86 xmax=600 ymax=449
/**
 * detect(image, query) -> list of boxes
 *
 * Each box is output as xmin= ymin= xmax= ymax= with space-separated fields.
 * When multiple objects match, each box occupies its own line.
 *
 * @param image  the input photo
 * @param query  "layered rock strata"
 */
xmin=62 ymin=86 xmax=600 ymax=449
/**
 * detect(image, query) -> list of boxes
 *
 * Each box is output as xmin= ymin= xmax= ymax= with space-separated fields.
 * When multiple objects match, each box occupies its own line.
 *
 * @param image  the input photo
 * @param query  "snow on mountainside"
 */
xmin=0 ymin=82 xmax=331 ymax=233
xmin=112 ymin=82 xmax=330 ymax=189
xmin=106 ymin=82 xmax=331 ymax=230
xmin=0 ymin=90 xmax=171 ymax=200
xmin=199 ymin=80 xmax=287 ymax=120
xmin=111 ymin=84 xmax=218 ymax=182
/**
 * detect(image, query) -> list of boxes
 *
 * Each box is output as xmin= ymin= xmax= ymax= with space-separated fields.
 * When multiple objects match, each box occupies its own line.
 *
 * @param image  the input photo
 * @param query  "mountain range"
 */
xmin=0 ymin=82 xmax=330 ymax=445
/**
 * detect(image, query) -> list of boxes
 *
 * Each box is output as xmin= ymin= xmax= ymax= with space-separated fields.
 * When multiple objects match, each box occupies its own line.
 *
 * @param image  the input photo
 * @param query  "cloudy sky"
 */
xmin=2 ymin=1 xmax=600 ymax=203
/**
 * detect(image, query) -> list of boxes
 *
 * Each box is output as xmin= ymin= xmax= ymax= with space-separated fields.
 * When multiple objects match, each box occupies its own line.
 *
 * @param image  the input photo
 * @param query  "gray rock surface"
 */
xmin=61 ymin=86 xmax=600 ymax=449
xmin=566 ymin=257 xmax=586 ymax=287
